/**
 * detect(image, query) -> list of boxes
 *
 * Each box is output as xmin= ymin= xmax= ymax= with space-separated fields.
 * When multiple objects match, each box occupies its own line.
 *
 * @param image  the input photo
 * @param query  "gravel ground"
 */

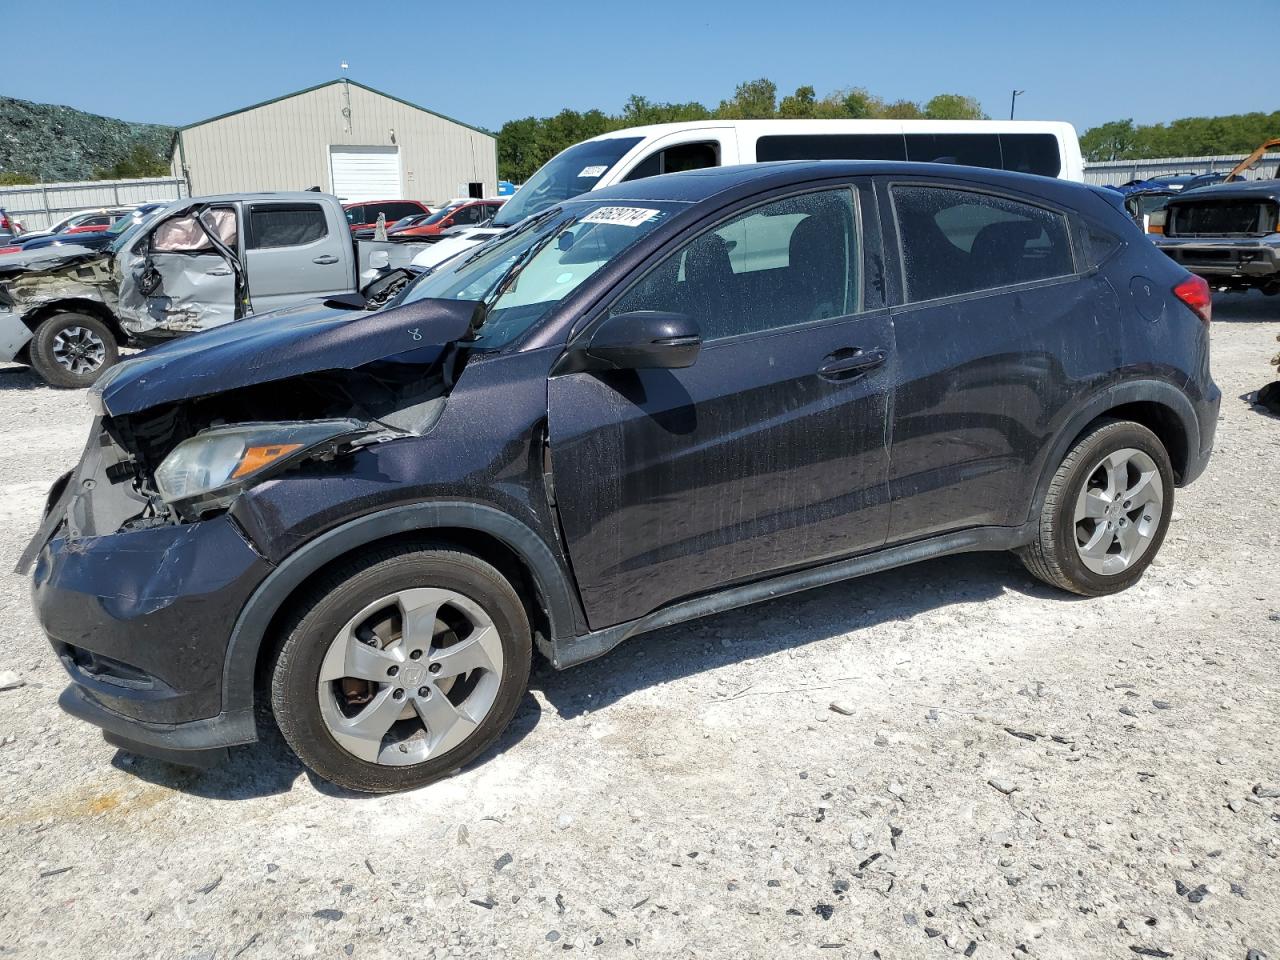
xmin=0 ymin=295 xmax=1277 ymax=960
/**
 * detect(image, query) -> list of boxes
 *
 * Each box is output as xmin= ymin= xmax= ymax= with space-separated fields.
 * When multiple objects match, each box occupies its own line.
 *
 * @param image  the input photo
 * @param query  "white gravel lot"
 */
xmin=0 ymin=295 xmax=1276 ymax=960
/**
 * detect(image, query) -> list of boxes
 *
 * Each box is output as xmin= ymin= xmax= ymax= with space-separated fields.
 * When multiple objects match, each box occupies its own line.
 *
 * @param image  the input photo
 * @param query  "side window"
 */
xmin=247 ymin=204 xmax=328 ymax=249
xmin=904 ymin=134 xmax=1001 ymax=170
xmin=345 ymin=205 xmax=364 ymax=226
xmin=755 ymin=134 xmax=907 ymax=162
xmin=999 ymin=134 xmax=1062 ymax=177
xmin=622 ymin=141 xmax=719 ymax=182
xmin=891 ymin=185 xmax=1075 ymax=303
xmin=612 ymin=188 xmax=860 ymax=341
xmin=152 ymin=207 xmax=238 ymax=253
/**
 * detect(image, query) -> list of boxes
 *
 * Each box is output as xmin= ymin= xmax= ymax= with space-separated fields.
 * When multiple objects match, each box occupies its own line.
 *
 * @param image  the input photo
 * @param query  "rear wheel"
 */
xmin=271 ymin=544 xmax=531 ymax=793
xmin=1019 ymin=420 xmax=1174 ymax=596
xmin=29 ymin=312 xmax=118 ymax=388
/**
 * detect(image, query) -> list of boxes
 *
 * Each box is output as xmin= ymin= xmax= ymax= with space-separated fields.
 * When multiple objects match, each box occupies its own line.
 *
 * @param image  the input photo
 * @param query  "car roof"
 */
xmin=576 ymin=160 xmax=1088 ymax=206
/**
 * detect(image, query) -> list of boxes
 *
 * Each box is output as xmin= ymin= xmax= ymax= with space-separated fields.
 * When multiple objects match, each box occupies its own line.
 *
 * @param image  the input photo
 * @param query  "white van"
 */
xmin=411 ymin=118 xmax=1083 ymax=270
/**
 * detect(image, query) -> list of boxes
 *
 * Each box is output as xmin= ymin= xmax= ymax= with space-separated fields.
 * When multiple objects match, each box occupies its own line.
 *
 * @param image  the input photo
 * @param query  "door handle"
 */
xmin=313 ymin=254 xmax=340 ymax=264
xmin=207 ymin=267 xmax=232 ymax=276
xmin=818 ymin=348 xmax=887 ymax=381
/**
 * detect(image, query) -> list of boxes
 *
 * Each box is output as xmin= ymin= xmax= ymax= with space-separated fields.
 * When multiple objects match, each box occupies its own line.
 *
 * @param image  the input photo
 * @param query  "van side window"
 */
xmin=999 ymin=134 xmax=1062 ymax=177
xmin=247 ymin=204 xmax=328 ymax=249
xmin=904 ymin=133 xmax=1001 ymax=169
xmin=612 ymin=188 xmax=860 ymax=340
xmin=756 ymin=134 xmax=907 ymax=162
xmin=622 ymin=141 xmax=719 ymax=182
xmin=891 ymin=185 xmax=1074 ymax=302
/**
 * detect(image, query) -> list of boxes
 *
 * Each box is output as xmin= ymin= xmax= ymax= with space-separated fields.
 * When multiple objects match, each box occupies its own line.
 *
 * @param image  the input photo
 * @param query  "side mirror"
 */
xmin=580 ymin=311 xmax=701 ymax=371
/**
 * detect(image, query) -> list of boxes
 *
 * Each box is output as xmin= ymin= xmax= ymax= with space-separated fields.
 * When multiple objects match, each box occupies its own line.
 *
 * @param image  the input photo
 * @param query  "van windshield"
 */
xmin=491 ymin=136 xmax=642 ymax=228
xmin=399 ymin=198 xmax=679 ymax=348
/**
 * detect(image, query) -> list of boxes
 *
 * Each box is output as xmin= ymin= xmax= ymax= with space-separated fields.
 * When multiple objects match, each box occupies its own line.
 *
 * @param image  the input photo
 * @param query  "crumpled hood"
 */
xmin=92 ymin=296 xmax=483 ymax=416
xmin=0 ymin=245 xmax=102 ymax=278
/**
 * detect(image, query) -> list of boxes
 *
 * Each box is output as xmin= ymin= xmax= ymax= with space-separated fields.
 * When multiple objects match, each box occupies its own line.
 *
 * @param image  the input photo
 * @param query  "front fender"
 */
xmin=219 ymin=500 xmax=583 ymax=718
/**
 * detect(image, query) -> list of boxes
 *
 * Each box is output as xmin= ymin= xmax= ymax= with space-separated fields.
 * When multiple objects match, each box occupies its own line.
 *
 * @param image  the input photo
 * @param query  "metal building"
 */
xmin=169 ymin=79 xmax=497 ymax=204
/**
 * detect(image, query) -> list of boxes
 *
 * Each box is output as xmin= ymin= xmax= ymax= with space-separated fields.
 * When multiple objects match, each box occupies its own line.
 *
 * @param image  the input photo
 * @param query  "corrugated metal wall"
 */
xmin=172 ymin=81 xmax=497 ymax=204
xmin=1083 ymin=153 xmax=1279 ymax=186
xmin=0 ymin=176 xmax=187 ymax=230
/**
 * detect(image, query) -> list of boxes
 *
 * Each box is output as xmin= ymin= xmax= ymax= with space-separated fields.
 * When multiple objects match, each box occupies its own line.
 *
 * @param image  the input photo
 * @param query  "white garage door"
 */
xmin=329 ymin=146 xmax=402 ymax=201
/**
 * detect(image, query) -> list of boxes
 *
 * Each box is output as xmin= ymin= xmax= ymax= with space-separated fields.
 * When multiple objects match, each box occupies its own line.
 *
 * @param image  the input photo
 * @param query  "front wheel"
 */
xmin=271 ymin=544 xmax=532 ymax=793
xmin=29 ymin=312 xmax=118 ymax=388
xmin=1019 ymin=419 xmax=1174 ymax=596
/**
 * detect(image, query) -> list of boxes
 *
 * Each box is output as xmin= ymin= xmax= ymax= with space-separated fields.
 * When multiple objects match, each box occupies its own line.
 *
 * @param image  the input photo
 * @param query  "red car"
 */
xmin=343 ymin=200 xmax=432 ymax=234
xmin=390 ymin=199 xmax=506 ymax=238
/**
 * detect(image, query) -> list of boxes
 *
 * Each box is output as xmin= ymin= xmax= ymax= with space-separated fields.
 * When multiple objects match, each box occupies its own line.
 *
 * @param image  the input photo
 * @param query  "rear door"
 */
xmin=242 ymin=200 xmax=350 ymax=312
xmin=548 ymin=183 xmax=896 ymax=629
xmin=879 ymin=177 xmax=1095 ymax=541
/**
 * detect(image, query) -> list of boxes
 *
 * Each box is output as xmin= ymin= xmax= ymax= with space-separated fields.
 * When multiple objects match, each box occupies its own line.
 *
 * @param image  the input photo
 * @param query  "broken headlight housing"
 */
xmin=154 ymin=419 xmax=369 ymax=517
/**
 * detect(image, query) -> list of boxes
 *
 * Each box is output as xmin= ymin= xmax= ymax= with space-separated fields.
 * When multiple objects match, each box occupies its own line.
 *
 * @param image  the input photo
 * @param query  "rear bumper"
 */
xmin=1155 ymin=236 xmax=1280 ymax=279
xmin=1183 ymin=380 xmax=1221 ymax=486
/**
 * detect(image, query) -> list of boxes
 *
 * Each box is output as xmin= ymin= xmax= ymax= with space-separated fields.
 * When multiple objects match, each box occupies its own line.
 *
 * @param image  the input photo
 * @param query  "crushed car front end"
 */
xmin=20 ymin=293 xmax=531 ymax=766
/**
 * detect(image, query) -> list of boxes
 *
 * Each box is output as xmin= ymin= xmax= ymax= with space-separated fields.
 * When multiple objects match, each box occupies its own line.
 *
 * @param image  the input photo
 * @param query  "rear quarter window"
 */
xmin=891 ymin=184 xmax=1075 ymax=302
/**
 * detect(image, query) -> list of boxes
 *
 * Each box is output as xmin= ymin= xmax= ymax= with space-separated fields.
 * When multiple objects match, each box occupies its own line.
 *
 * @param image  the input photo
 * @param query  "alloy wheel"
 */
xmin=1072 ymin=447 xmax=1164 ymax=576
xmin=51 ymin=326 xmax=106 ymax=375
xmin=316 ymin=588 xmax=504 ymax=766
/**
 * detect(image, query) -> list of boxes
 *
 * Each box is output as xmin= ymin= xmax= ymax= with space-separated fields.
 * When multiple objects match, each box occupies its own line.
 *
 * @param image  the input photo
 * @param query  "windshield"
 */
xmin=399 ymin=199 xmax=680 ymax=349
xmin=420 ymin=203 xmax=464 ymax=226
xmin=491 ymin=136 xmax=642 ymax=228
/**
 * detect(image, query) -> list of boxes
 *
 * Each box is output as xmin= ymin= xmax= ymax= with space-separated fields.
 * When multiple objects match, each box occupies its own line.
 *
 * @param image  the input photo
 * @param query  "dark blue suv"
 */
xmin=22 ymin=162 xmax=1220 ymax=792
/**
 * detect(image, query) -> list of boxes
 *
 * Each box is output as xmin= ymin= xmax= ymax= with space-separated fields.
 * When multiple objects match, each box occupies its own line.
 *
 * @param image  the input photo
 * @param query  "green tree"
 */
xmin=0 ymin=171 xmax=37 ymax=185
xmin=880 ymin=99 xmax=924 ymax=120
xmin=616 ymin=94 xmax=711 ymax=128
xmin=716 ymin=78 xmax=778 ymax=119
xmin=778 ymin=85 xmax=816 ymax=118
xmin=837 ymin=88 xmax=878 ymax=119
xmin=924 ymin=94 xmax=986 ymax=120
xmin=1079 ymin=119 xmax=1138 ymax=162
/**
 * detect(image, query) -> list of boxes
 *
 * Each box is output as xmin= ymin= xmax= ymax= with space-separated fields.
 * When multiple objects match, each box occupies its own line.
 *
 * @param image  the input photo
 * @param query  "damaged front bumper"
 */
xmin=27 ymin=444 xmax=274 ymax=764
xmin=0 ymin=307 xmax=32 ymax=363
xmin=1155 ymin=235 xmax=1280 ymax=280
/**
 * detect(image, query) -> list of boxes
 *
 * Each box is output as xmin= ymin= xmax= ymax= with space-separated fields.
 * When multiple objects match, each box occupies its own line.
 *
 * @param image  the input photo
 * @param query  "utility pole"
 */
xmin=1010 ymin=89 xmax=1025 ymax=120
xmin=341 ymin=60 xmax=352 ymax=135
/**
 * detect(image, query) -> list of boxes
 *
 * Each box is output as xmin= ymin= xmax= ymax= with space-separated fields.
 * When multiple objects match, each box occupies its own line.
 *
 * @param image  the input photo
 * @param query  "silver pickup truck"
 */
xmin=0 ymin=192 xmax=425 ymax=387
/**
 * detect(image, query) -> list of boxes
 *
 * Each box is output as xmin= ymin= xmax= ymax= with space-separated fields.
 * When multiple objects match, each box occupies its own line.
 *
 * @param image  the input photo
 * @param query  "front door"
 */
xmin=548 ymin=185 xmax=896 ymax=629
xmin=119 ymin=205 xmax=240 ymax=335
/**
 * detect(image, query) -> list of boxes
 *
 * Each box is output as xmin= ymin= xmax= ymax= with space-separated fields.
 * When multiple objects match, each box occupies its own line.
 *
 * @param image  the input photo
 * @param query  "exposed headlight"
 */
xmin=155 ymin=419 xmax=367 ymax=512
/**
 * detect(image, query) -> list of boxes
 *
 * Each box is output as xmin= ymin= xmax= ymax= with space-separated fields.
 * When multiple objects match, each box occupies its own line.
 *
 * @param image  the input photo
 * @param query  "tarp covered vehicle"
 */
xmin=0 ymin=192 xmax=429 ymax=387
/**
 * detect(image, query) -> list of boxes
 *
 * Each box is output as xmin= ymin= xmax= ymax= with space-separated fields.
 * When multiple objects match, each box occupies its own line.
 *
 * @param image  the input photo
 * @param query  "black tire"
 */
xmin=28 ymin=312 xmax=118 ymax=388
xmin=1018 ymin=419 xmax=1174 ymax=597
xmin=271 ymin=543 xmax=531 ymax=793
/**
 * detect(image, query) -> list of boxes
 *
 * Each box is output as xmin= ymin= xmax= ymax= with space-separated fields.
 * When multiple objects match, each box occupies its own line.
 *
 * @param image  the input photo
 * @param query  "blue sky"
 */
xmin=3 ymin=0 xmax=1270 ymax=134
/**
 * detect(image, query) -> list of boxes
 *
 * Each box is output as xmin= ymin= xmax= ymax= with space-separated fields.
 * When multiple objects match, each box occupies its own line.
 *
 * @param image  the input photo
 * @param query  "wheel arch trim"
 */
xmin=220 ymin=501 xmax=581 ymax=718
xmin=1026 ymin=378 xmax=1200 ymax=523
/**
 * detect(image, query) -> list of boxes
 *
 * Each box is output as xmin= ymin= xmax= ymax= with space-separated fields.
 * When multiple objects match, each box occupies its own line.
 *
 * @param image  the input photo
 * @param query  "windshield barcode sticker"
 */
xmin=581 ymin=207 xmax=661 ymax=227
xmin=578 ymin=165 xmax=608 ymax=178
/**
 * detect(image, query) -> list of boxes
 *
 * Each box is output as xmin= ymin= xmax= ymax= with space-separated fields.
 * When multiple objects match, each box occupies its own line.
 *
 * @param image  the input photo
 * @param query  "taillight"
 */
xmin=0 ymin=245 xmax=19 ymax=255
xmin=1173 ymin=274 xmax=1212 ymax=324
